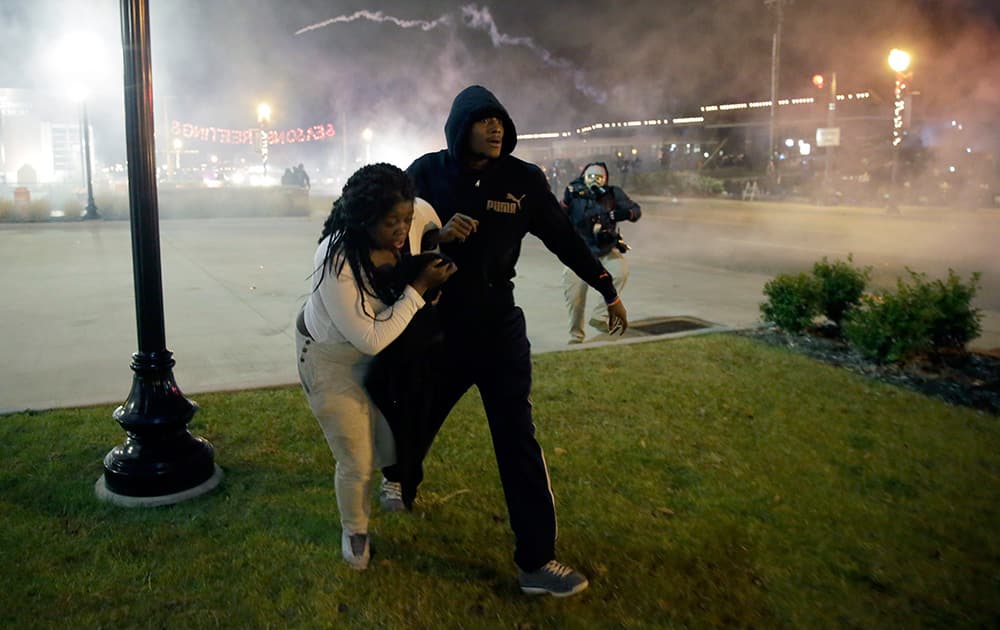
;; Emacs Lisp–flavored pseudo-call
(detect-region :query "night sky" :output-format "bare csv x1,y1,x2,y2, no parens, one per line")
2,0,998,161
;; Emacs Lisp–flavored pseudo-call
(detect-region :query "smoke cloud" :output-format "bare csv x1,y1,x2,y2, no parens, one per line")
294,9,452,36
2,0,998,176
296,3,608,105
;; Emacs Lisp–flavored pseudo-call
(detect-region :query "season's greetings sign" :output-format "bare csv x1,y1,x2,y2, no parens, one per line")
170,120,337,145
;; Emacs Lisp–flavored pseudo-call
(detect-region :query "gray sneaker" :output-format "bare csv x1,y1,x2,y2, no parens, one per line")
518,560,589,597
379,477,407,512
341,531,370,570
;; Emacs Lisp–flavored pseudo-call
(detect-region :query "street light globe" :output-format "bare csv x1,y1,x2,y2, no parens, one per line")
361,128,374,142
257,103,271,124
48,31,106,83
68,83,89,102
172,138,183,150
888,49,911,73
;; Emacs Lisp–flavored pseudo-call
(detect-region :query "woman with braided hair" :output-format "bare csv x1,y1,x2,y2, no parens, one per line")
294,163,456,570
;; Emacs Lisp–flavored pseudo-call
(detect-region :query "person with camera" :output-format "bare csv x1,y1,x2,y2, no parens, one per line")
562,161,642,343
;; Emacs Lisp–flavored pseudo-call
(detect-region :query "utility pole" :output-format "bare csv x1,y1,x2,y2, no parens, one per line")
823,71,837,204
766,0,786,190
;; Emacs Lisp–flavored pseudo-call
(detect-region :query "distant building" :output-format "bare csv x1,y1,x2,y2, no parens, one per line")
0,88,87,186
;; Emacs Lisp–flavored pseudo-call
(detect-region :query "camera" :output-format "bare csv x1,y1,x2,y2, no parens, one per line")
591,209,630,254
594,227,630,253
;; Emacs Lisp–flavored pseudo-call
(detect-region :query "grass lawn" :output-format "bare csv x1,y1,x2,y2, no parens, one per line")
1,334,998,628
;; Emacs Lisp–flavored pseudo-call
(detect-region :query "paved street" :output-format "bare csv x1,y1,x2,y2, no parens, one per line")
635,197,1000,310
1,197,998,414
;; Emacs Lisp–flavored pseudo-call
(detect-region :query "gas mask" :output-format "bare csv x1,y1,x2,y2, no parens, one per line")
583,165,607,191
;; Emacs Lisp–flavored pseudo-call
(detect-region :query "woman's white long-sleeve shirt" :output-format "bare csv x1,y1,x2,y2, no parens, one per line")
302,198,441,355
303,245,424,355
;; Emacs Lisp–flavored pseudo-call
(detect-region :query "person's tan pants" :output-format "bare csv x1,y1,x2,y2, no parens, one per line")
295,327,395,535
562,249,628,342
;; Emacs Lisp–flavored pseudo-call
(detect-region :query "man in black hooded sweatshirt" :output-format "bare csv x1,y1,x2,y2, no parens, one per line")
404,85,629,597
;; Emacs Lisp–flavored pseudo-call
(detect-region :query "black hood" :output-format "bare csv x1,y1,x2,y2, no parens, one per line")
576,161,611,185
444,85,517,162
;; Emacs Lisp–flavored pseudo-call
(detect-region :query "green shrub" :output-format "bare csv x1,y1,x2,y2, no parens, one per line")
676,171,725,196
924,270,982,350
630,170,724,196
94,195,129,220
843,269,983,363
62,199,84,218
629,170,675,194
842,291,931,363
25,198,53,222
812,254,871,325
0,198,13,221
760,272,822,333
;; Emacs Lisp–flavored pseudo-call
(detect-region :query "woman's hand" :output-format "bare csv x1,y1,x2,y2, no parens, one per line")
410,258,457,296
439,213,479,243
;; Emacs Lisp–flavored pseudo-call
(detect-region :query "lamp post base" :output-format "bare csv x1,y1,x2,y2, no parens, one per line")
83,201,100,220
99,351,220,504
96,464,223,507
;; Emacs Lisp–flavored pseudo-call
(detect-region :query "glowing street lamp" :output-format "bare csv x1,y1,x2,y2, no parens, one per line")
52,33,105,220
257,102,271,176
257,102,271,124
812,70,838,205
361,127,373,163
888,49,911,74
887,48,913,213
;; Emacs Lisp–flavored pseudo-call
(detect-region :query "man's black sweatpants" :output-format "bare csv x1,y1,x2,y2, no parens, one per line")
419,305,557,572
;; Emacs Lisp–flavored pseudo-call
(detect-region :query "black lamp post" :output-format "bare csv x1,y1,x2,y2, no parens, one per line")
765,0,785,188
96,0,221,506
81,102,100,220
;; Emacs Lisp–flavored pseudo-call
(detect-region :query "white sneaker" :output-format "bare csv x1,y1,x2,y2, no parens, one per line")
379,477,407,512
341,531,370,570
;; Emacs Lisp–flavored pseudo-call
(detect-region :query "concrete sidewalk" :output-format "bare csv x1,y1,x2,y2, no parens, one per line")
1,217,996,414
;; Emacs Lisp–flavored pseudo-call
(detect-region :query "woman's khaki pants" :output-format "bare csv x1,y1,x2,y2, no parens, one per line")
295,328,395,535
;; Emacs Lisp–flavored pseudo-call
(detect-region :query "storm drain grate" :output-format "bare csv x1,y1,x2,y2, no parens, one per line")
629,316,717,336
